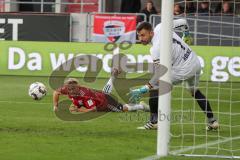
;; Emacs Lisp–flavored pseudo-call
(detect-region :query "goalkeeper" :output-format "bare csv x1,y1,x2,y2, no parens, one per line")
127,19,219,130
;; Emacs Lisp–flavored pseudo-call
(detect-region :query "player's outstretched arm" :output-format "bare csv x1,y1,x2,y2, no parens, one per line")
77,106,97,113
53,91,61,111
127,59,169,103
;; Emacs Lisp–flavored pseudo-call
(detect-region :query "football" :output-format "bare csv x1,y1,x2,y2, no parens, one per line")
28,82,47,100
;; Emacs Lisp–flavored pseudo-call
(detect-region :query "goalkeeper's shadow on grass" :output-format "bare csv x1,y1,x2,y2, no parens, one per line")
54,100,108,121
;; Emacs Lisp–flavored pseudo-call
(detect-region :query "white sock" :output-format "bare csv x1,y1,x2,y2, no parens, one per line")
102,76,115,94
125,104,144,111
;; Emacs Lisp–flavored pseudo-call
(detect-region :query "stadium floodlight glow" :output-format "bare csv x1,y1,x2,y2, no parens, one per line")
157,0,174,157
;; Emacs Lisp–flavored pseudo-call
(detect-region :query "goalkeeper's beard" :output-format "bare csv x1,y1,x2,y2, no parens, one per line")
140,37,152,45
141,40,150,45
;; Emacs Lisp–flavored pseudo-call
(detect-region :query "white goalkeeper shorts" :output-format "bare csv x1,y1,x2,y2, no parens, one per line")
172,59,201,92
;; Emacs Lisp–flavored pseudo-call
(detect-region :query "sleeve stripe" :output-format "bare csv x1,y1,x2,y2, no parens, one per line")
147,82,153,89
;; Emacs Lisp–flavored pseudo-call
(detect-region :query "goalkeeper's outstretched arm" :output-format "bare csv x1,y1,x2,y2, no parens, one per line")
173,19,193,45
173,19,189,31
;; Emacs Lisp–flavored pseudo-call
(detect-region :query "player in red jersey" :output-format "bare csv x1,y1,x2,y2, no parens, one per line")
53,78,148,112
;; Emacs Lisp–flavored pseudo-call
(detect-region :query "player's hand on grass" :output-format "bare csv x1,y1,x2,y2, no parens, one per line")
128,85,150,103
182,31,193,45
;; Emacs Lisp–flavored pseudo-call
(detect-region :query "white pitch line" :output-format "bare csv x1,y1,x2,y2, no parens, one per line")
141,135,240,160
0,100,51,105
170,135,240,155
139,155,160,160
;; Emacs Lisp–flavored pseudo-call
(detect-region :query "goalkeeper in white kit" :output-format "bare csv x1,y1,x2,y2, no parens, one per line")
128,19,219,130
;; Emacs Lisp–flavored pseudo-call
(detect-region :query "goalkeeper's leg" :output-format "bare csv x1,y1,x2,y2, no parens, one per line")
193,89,219,130
149,90,159,123
137,90,158,130
102,68,120,94
187,75,219,130
102,76,115,94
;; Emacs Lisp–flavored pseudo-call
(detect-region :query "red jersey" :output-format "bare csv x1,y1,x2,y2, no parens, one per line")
57,85,108,111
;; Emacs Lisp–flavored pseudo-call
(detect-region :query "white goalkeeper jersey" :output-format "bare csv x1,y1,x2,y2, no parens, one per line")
150,23,200,80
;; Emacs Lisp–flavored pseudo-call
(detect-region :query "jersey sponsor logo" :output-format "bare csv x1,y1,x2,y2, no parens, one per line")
78,100,83,106
87,99,94,106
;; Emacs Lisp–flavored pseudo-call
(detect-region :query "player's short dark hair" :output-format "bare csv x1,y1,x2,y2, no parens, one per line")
136,22,153,33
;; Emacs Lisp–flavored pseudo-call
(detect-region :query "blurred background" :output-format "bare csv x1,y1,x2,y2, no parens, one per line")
0,0,239,46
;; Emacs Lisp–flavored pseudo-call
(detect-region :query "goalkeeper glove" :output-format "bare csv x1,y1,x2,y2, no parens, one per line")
128,85,150,104
182,31,193,45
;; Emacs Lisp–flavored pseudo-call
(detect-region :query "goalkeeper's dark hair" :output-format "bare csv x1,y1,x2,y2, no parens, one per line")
136,22,153,32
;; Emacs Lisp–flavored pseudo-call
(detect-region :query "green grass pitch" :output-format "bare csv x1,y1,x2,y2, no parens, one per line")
0,75,239,160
